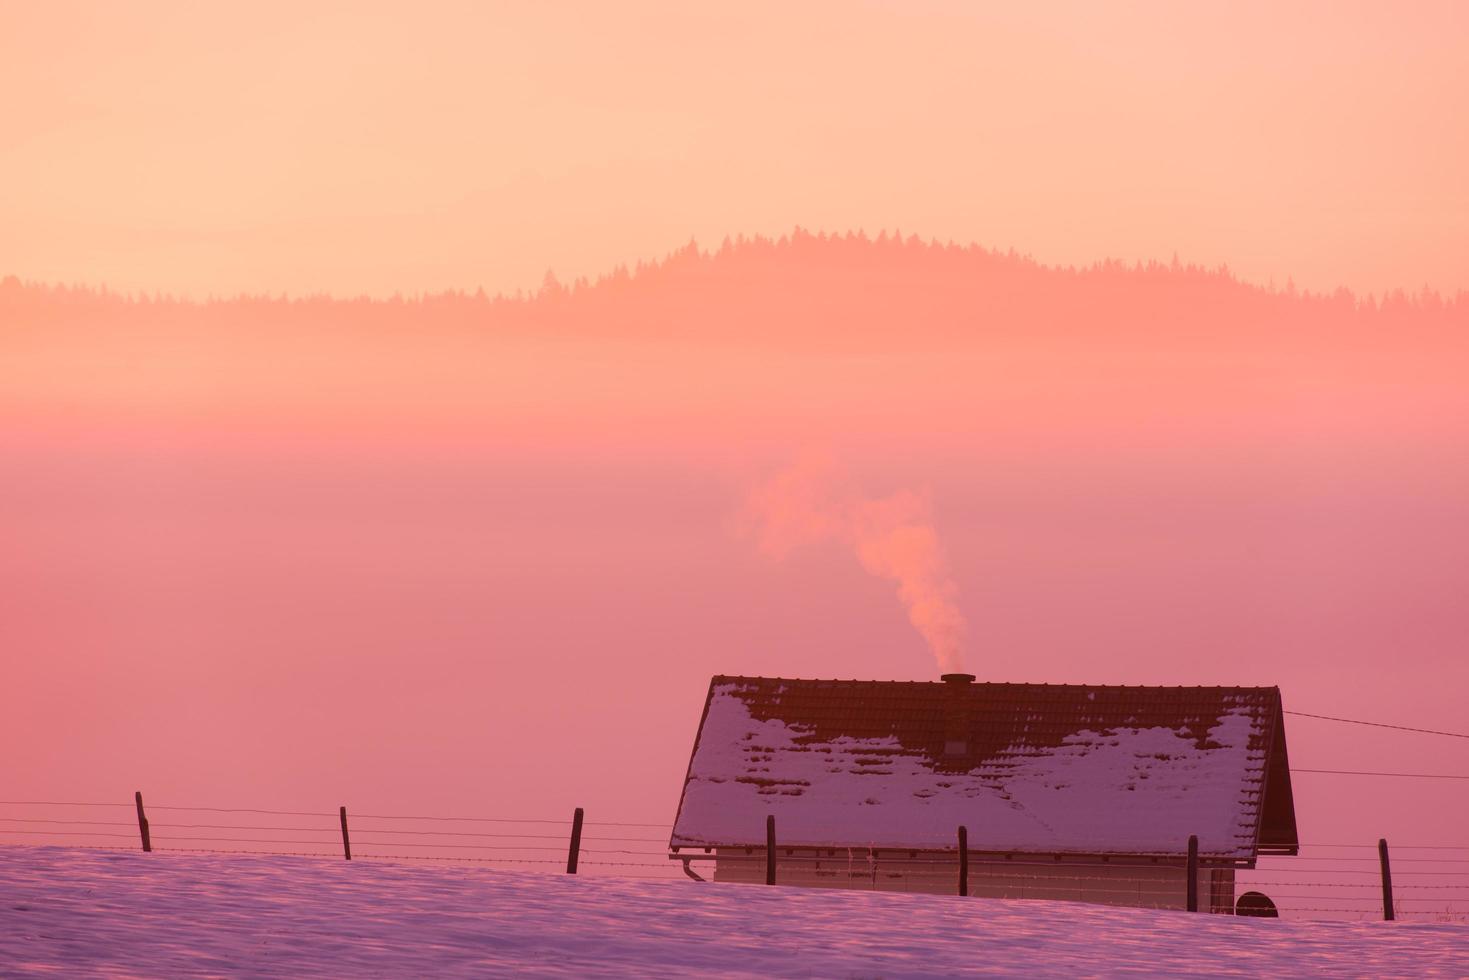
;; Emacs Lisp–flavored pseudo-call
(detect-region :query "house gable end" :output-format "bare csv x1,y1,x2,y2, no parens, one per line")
1256,696,1300,855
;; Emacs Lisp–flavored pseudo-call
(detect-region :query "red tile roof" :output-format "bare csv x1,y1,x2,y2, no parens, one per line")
671,676,1298,860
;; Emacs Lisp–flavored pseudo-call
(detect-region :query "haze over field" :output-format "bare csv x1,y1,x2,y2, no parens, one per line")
4,236,1468,857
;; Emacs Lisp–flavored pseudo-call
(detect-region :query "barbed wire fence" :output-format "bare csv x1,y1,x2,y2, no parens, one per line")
2,797,1465,922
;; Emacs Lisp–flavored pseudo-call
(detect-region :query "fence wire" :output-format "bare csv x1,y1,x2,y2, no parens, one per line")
3,799,1465,921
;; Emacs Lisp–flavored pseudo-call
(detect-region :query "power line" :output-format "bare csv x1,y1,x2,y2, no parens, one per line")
351,813,567,824
148,805,337,817
0,800,131,808
1293,768,1469,781
1285,711,1469,740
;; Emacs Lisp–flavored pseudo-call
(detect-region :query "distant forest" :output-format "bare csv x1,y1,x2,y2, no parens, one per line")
5,231,1465,354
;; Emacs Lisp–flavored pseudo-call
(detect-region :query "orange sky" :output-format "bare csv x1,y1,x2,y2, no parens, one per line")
3,0,1466,298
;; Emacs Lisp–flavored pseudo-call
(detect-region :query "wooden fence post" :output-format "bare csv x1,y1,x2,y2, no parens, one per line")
958,825,969,897
1379,838,1395,921
339,806,351,861
1186,834,1199,912
765,815,776,885
566,807,584,874
134,791,151,852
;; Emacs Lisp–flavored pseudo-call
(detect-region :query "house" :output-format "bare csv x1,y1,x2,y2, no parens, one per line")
668,673,1298,912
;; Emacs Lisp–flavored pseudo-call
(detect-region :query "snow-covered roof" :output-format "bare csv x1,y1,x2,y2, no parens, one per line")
670,676,1298,860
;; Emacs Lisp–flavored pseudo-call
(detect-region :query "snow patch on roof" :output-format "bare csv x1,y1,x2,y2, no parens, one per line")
673,683,1260,857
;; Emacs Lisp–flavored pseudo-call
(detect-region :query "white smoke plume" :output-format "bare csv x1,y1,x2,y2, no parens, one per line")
744,456,967,673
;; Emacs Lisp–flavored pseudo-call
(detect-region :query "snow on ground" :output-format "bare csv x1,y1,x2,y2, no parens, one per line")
1,846,1464,978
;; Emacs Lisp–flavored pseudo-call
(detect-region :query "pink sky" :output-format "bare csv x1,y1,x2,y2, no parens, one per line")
2,4,1468,880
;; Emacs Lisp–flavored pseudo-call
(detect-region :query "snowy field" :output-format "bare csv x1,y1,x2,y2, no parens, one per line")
1,846,1464,978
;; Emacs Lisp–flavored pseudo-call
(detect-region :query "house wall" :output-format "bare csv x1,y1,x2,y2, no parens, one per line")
709,848,1236,913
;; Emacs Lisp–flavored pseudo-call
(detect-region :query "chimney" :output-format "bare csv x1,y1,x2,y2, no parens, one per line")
941,672,974,757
